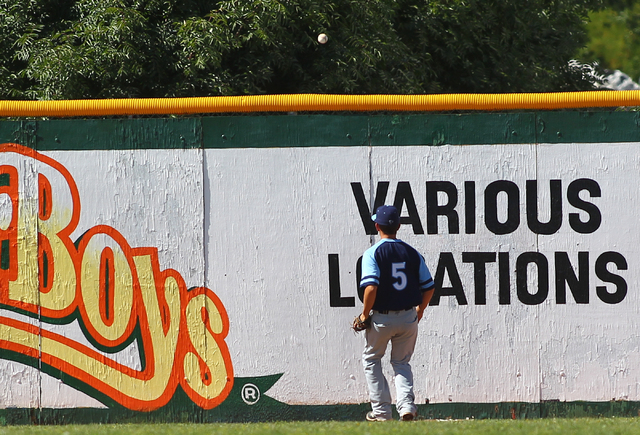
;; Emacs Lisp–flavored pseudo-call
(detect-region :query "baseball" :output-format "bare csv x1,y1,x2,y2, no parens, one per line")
317,33,328,44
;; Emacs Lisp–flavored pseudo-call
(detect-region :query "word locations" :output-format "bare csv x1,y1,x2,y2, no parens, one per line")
0,143,233,411
329,180,627,307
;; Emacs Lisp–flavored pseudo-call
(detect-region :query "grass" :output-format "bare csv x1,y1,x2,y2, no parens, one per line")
0,419,640,435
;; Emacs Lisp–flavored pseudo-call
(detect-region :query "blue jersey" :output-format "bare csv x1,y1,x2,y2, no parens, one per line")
359,239,434,311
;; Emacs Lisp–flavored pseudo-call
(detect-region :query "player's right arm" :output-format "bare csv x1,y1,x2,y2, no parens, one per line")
416,252,435,322
417,288,434,322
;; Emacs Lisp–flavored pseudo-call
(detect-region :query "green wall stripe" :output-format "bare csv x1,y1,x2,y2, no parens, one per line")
2,111,640,151
367,112,537,146
0,121,36,148
536,110,640,143
201,115,371,148
34,118,202,151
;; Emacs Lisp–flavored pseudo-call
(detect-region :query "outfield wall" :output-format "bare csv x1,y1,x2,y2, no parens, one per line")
0,111,639,422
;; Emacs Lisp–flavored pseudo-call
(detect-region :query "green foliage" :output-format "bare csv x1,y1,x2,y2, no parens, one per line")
393,0,600,93
0,0,605,99
578,3,640,82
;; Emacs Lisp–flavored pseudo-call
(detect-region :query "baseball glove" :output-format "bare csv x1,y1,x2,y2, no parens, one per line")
352,314,371,332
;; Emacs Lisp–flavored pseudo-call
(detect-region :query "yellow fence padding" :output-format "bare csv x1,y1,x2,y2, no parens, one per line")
1,91,640,117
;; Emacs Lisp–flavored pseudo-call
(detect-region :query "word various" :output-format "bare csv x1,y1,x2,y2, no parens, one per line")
0,143,233,411
351,179,601,235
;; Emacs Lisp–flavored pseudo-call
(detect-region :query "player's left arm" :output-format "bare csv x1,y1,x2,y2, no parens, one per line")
359,247,380,322
361,285,377,321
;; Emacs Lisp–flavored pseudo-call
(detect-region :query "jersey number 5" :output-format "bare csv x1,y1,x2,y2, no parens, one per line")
392,262,407,291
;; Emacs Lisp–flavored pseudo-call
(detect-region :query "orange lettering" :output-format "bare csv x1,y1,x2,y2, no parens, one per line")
0,143,233,411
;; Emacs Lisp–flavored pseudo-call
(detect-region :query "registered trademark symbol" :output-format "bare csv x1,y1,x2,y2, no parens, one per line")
241,383,260,405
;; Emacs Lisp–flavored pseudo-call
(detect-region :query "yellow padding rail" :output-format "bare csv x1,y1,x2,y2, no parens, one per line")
1,91,640,117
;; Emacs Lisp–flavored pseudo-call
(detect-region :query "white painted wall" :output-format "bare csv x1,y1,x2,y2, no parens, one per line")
0,142,638,408
205,143,639,405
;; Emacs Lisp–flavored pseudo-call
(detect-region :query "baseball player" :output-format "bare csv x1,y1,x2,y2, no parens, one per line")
355,205,435,421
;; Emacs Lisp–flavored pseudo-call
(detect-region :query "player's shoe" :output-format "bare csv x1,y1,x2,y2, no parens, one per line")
366,411,390,422
400,412,416,421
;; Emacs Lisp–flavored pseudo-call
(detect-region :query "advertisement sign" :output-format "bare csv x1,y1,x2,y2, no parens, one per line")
0,113,638,421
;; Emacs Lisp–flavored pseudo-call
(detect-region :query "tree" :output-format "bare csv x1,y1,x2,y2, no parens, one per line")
0,0,605,99
578,2,640,82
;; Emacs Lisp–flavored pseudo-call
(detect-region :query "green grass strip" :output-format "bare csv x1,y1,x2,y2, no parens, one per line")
1,419,640,435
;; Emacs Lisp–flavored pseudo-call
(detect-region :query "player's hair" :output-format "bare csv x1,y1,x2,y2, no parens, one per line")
378,223,400,236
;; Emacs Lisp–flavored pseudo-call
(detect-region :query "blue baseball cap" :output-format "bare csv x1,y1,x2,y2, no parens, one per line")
371,205,399,226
